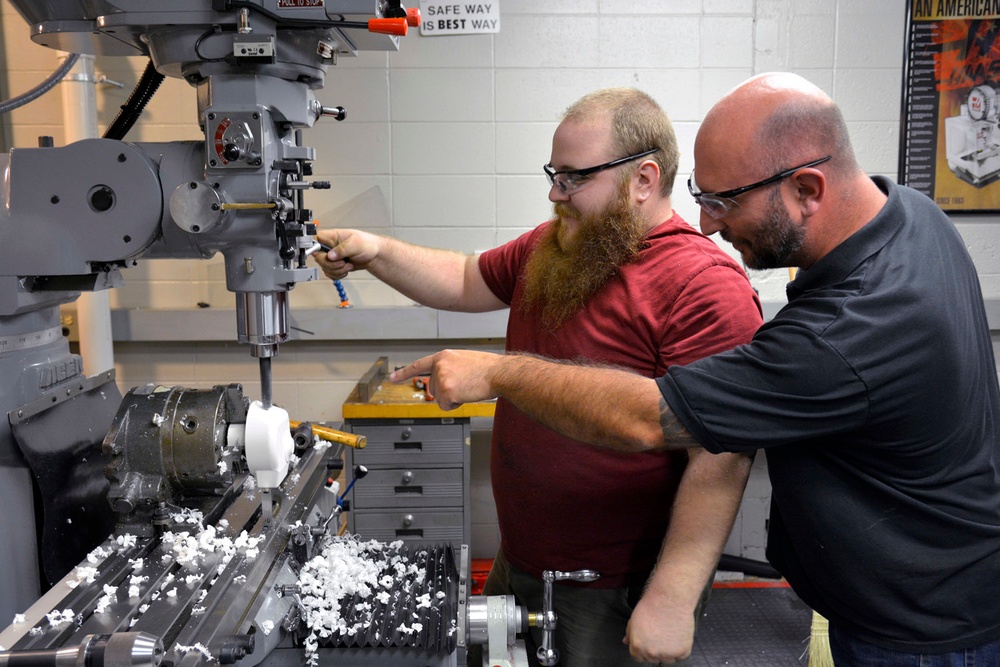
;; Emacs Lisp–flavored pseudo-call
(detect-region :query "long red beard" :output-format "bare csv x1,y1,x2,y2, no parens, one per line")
519,180,648,331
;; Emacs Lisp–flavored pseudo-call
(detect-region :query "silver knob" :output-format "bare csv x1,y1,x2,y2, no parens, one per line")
320,105,347,121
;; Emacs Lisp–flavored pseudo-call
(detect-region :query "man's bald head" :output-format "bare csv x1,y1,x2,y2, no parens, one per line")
699,73,858,179
692,73,887,270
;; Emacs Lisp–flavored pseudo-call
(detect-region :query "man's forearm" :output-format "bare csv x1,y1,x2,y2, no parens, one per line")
392,350,702,452
366,238,484,311
317,230,505,312
489,355,697,452
648,449,752,603
624,449,753,662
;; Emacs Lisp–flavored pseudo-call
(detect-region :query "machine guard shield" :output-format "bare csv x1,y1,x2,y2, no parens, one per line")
9,371,120,586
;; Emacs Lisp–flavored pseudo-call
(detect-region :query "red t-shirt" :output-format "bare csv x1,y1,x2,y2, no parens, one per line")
478,213,763,587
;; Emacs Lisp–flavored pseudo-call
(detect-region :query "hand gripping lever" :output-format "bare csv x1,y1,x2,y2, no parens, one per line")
533,569,601,666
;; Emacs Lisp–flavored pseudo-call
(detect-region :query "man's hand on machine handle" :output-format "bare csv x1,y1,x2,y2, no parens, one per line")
313,228,380,280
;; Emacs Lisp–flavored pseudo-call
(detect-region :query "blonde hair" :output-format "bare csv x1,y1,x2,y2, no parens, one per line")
563,88,680,197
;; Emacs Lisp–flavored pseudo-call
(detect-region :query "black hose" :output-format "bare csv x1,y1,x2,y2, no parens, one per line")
717,554,782,579
103,60,165,140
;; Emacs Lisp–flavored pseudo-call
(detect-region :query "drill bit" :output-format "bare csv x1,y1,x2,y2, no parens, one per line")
260,357,272,409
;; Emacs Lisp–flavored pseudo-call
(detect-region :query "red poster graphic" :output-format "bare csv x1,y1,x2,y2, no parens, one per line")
900,1,1000,212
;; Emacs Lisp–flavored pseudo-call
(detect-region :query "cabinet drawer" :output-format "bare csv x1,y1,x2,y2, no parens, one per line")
350,424,465,466
353,468,463,508
354,510,464,544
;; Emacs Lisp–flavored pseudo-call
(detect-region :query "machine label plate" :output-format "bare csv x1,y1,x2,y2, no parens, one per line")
278,0,324,7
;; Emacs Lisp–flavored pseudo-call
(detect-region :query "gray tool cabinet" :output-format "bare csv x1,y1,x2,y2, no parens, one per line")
343,417,471,551
340,358,493,551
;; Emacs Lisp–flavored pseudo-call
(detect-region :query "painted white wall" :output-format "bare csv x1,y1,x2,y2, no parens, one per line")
6,0,994,323
2,0,998,559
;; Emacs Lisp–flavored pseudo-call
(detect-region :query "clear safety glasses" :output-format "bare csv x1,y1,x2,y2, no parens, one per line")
544,147,660,195
688,155,832,218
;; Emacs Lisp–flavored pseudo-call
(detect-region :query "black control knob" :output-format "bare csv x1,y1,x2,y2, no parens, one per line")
320,106,347,121
222,143,243,162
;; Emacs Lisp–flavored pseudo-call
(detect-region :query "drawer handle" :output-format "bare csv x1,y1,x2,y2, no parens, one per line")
396,529,423,538
394,486,423,495
394,441,422,451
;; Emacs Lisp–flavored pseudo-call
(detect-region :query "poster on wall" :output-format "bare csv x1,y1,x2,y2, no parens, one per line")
898,1,1000,213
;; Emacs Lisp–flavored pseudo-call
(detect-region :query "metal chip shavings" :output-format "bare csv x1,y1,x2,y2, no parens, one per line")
296,537,458,665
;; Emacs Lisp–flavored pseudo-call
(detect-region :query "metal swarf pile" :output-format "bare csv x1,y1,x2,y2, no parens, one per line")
296,536,458,664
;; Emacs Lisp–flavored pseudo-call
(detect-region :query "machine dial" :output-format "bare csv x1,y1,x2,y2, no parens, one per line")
967,85,996,122
209,113,261,168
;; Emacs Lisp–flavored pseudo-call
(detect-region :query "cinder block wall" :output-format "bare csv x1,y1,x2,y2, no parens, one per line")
2,0,997,561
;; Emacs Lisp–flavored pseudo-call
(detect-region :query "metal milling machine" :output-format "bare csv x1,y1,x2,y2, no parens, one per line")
945,84,1000,187
0,3,580,666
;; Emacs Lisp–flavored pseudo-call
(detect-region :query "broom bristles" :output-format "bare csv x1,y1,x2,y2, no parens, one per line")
808,610,834,667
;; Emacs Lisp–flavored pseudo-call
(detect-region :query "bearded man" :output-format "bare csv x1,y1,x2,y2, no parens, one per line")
315,88,763,667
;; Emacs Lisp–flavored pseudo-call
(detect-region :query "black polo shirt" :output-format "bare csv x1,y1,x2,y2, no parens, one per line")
658,177,1000,652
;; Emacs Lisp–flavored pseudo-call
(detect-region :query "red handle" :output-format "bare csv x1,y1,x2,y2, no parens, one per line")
406,7,421,27
368,17,408,36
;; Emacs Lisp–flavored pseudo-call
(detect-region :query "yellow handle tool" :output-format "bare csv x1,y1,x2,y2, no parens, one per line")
289,420,367,449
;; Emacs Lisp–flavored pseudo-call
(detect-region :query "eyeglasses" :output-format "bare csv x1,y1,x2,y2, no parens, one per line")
688,156,832,219
544,148,660,195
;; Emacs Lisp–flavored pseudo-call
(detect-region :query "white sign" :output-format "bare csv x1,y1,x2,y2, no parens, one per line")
419,0,500,36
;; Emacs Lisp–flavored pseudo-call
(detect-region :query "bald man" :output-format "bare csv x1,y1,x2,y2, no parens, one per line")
393,73,1000,665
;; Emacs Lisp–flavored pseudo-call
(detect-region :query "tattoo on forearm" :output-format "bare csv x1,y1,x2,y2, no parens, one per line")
660,396,698,447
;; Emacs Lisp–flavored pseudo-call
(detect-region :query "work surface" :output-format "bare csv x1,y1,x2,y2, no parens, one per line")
690,585,812,666
342,359,496,420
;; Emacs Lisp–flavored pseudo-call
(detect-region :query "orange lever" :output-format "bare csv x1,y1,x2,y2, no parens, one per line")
406,7,421,27
368,17,408,36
